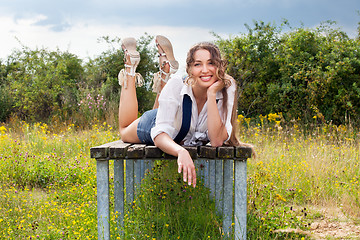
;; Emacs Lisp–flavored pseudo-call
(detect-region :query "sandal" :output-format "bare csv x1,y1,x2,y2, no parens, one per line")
118,37,144,88
152,35,179,93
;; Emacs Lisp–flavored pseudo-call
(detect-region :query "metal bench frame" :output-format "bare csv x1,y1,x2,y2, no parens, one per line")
90,140,251,240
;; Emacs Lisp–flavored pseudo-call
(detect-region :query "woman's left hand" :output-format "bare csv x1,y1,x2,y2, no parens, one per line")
207,80,225,96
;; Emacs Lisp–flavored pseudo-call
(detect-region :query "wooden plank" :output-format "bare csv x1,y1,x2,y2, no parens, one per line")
235,146,252,159
199,146,217,159
109,141,131,159
127,144,146,159
90,140,125,159
218,146,234,159
184,146,198,159
145,146,163,158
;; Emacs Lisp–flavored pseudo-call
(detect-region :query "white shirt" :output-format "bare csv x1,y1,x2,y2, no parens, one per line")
150,76,236,146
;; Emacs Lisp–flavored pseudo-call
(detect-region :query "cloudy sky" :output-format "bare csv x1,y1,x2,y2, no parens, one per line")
1,0,359,73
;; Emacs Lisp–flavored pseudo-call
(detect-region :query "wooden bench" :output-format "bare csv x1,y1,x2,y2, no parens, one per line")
90,140,252,240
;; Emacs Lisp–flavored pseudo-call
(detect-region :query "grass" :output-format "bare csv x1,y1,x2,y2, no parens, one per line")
0,116,359,239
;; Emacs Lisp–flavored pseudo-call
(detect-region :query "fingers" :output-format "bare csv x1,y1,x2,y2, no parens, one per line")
192,168,197,188
177,149,196,188
183,165,188,183
178,163,196,188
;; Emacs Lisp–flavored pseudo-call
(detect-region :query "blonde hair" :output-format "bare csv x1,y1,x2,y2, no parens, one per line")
185,42,231,87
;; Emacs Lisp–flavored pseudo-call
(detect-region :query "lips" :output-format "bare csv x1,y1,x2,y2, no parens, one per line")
200,75,212,81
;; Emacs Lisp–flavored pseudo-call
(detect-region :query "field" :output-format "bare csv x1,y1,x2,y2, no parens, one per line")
0,117,359,239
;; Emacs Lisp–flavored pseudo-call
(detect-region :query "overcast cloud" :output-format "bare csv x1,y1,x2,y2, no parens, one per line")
1,0,359,73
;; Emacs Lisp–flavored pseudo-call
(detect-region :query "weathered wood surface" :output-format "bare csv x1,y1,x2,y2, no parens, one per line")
91,139,252,240
90,140,252,160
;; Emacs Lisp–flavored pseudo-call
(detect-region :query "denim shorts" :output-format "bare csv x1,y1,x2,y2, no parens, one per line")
137,109,158,145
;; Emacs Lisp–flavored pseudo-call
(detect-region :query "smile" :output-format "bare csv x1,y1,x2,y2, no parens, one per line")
200,75,212,81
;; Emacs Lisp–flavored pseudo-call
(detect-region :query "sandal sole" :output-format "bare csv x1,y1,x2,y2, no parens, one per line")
122,37,140,58
156,35,179,70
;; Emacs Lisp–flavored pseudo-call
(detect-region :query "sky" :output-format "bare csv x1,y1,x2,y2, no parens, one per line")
1,0,359,74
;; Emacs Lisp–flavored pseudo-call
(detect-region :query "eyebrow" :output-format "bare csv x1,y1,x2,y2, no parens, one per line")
194,59,212,63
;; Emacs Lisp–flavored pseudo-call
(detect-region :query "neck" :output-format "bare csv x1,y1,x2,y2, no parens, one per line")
192,85,208,115
192,85,207,103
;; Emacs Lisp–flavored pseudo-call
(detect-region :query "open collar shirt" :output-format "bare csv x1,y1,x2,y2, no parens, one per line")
150,75,236,146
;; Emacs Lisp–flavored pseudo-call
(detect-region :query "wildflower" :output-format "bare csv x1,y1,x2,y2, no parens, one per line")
237,114,244,124
0,126,6,133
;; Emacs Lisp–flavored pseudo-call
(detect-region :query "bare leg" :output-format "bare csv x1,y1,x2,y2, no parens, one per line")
118,72,141,143
118,38,142,143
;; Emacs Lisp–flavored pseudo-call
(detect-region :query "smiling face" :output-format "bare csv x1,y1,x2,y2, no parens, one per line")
190,49,218,90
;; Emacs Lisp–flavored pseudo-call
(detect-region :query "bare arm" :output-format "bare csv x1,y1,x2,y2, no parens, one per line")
153,132,197,188
207,81,229,147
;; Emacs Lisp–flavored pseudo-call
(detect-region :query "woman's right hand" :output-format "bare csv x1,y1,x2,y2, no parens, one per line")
153,132,197,188
177,148,197,188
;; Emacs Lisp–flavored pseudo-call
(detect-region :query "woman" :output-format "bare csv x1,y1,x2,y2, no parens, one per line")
118,36,246,188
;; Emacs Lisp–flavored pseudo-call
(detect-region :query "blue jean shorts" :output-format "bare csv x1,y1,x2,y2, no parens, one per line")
137,109,158,145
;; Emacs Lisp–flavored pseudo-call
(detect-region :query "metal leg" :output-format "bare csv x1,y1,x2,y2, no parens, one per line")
126,160,134,204
234,160,247,240
96,159,110,240
209,160,216,199
223,159,233,236
215,160,224,214
134,159,141,196
204,159,209,188
114,159,124,231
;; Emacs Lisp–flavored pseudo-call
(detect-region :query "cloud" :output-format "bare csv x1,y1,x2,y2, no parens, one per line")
1,0,358,64
1,0,358,36
0,13,218,75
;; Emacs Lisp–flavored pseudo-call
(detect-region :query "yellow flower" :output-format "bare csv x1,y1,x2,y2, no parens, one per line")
0,126,6,133
237,114,244,124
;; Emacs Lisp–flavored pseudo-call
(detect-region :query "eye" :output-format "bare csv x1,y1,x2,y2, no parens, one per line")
194,63,201,67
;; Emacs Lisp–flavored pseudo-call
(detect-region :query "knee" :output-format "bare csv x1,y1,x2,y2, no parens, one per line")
119,127,139,143
119,128,129,142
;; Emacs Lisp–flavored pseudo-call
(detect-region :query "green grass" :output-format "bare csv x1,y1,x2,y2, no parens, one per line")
0,119,359,239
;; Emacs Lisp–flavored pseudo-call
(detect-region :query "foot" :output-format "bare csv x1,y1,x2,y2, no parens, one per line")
118,37,144,89
152,35,179,93
121,37,140,76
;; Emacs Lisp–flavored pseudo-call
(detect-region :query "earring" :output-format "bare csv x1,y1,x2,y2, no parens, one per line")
184,75,196,86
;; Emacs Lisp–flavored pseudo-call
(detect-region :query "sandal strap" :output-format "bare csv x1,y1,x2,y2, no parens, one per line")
118,69,144,88
124,64,137,76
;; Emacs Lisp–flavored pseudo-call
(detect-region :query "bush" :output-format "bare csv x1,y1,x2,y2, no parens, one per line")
217,20,360,126
2,34,158,126
4,47,83,122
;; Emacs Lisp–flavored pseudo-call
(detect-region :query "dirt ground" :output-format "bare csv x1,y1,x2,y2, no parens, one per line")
274,206,360,239
309,206,360,239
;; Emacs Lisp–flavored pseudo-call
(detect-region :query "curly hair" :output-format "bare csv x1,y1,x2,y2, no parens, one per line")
185,42,231,87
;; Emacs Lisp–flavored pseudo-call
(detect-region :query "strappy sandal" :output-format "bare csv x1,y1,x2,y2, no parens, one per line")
118,37,144,89
152,35,179,93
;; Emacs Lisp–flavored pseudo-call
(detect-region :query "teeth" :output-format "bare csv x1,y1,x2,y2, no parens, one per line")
201,76,211,80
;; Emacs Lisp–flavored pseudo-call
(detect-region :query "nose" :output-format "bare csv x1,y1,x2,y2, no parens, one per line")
201,64,209,73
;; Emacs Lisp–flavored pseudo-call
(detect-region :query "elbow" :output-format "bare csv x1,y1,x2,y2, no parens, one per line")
210,139,224,148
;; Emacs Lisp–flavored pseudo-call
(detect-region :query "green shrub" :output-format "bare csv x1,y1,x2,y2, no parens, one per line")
5,47,83,122
217,20,360,126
